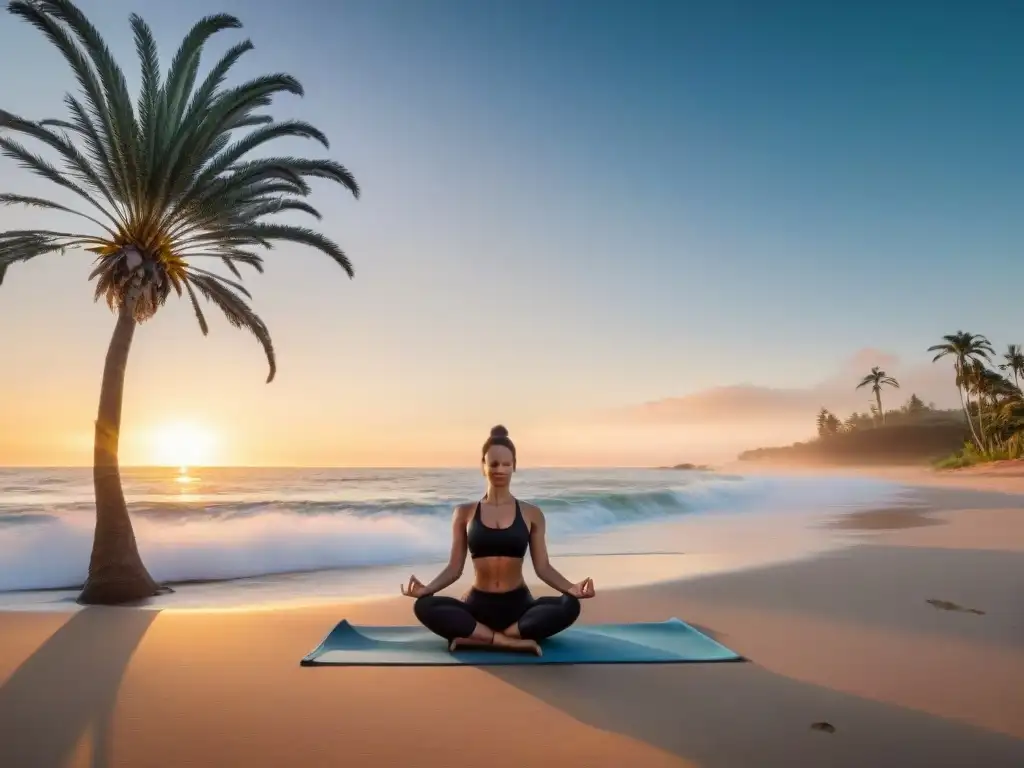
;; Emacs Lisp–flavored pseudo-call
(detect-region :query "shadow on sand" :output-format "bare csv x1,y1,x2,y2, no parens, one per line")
0,607,159,768
484,660,1024,767
625,545,1024,649
480,542,1024,766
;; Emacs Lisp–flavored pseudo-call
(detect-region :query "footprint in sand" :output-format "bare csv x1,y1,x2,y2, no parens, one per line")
926,599,986,615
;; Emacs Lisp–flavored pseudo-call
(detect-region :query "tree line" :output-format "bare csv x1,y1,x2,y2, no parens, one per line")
816,332,1024,465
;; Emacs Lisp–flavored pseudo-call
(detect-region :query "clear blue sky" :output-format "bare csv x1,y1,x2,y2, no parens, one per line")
1,0,1022,465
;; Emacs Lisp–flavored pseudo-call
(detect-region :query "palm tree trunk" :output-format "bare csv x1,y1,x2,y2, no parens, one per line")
77,304,166,605
875,390,883,425
955,363,982,449
963,391,983,449
976,392,988,450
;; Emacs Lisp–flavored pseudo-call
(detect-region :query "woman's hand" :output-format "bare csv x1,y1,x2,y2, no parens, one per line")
400,575,429,598
567,577,596,599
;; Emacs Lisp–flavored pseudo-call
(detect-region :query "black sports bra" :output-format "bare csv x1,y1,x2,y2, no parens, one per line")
467,499,531,560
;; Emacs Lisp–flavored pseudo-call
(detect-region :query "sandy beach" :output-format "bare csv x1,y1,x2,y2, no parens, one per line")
3,0,1022,764
1,468,1022,768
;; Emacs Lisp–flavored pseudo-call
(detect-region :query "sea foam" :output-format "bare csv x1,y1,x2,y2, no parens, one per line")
0,469,907,592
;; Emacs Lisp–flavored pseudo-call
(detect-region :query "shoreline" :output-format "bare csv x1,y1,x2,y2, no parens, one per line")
0,479,918,612
0,465,1014,614
2,464,900,599
0,470,1015,613
726,458,1024,486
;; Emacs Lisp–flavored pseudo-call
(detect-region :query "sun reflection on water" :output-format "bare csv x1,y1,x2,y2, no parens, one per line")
175,466,197,488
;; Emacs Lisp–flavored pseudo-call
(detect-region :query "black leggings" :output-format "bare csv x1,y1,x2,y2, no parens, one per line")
414,586,581,641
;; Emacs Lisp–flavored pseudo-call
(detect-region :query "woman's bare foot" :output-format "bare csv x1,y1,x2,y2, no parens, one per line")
448,637,494,652
492,632,542,656
448,632,541,656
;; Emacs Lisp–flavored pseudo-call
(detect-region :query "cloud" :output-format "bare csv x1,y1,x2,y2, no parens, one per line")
605,348,961,427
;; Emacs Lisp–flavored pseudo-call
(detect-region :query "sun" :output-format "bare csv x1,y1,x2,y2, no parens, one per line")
151,422,218,468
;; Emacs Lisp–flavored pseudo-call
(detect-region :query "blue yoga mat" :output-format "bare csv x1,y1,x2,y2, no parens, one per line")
300,618,742,666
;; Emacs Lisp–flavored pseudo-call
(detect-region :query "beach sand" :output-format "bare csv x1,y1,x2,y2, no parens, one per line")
1,471,1022,767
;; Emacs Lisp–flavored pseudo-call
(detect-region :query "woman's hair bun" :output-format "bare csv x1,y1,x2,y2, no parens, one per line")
489,424,509,439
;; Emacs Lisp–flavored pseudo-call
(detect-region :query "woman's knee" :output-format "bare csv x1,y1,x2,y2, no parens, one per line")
413,595,438,623
562,593,581,621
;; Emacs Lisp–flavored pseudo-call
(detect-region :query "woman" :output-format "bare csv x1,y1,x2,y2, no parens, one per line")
401,425,596,655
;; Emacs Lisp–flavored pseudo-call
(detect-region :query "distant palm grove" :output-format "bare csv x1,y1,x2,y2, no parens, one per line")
814,332,1024,467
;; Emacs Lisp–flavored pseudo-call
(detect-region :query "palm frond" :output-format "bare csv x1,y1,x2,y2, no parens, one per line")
221,250,265,274
182,223,353,276
167,157,353,242
0,109,121,222
188,274,276,382
146,16,248,218
182,279,209,334
184,264,252,298
2,0,359,383
183,249,264,273
0,136,118,227
0,236,78,285
163,14,242,127
155,74,308,219
1,228,107,245
130,13,161,191
58,94,124,210
242,157,359,197
199,120,331,183
230,114,273,130
0,193,113,234
238,199,323,221
35,0,141,212
6,2,127,200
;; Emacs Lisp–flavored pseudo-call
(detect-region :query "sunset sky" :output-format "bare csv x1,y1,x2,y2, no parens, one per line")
2,0,1023,467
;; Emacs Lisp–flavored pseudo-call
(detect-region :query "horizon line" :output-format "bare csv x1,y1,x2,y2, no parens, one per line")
0,463,709,471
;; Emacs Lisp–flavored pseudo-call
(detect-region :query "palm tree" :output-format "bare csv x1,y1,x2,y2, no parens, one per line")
928,331,993,449
994,394,1024,458
977,367,1018,450
966,363,1000,448
855,367,899,425
0,0,360,605
1000,344,1024,388
959,360,986,444
815,408,841,437
904,393,926,417
824,412,841,435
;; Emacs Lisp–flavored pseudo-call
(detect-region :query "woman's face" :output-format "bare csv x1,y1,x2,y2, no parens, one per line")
482,445,515,487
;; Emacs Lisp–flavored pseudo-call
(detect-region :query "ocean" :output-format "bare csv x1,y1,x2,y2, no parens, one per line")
0,466,914,610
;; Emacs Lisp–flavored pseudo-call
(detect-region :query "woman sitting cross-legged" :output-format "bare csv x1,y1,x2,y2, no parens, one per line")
400,425,596,655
